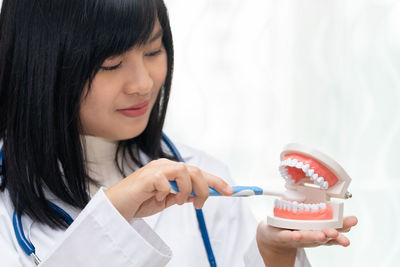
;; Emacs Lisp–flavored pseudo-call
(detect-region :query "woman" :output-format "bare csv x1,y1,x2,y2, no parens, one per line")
0,0,357,266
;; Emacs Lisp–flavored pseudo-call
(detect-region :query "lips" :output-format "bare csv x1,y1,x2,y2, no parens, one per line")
124,101,149,110
118,101,149,118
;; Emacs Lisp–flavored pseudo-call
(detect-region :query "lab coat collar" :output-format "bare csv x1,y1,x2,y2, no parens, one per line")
161,141,194,162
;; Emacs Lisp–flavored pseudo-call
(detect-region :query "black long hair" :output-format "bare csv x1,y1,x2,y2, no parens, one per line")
0,0,174,228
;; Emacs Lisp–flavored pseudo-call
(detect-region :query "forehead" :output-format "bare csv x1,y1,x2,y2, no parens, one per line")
151,19,162,35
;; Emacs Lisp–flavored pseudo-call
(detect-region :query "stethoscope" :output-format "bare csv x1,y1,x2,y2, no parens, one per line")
0,133,217,267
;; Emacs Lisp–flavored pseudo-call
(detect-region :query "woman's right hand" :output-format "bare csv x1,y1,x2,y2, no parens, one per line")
104,158,233,222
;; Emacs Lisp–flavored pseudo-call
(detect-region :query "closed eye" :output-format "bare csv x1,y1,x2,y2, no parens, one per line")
100,61,122,71
146,49,163,57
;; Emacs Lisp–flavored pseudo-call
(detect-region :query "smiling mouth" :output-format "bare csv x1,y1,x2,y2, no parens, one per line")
118,101,149,118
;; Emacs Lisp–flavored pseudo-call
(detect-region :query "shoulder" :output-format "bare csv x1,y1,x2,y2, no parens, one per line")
174,143,236,185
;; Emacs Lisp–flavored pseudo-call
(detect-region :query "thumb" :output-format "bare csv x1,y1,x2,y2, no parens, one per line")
164,194,180,208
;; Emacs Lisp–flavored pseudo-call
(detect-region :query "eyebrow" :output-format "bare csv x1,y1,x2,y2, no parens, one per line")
148,29,163,43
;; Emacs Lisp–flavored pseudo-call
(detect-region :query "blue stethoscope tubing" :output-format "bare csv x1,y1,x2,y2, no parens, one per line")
0,134,217,267
162,133,217,267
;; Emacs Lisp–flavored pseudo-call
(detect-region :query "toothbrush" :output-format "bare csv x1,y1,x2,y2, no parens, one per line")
169,181,306,202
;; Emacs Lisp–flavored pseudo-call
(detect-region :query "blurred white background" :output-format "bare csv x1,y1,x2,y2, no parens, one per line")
164,0,400,266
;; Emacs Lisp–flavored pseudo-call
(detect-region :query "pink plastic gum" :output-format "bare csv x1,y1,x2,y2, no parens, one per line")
267,144,352,230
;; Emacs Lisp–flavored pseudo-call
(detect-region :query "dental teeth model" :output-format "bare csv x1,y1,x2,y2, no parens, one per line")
168,143,352,230
267,144,352,230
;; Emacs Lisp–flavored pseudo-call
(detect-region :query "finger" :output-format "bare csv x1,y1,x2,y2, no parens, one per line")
296,230,327,243
187,196,196,203
155,190,168,202
325,239,340,246
187,166,209,209
338,216,358,232
164,194,179,209
153,174,172,201
164,162,192,204
202,170,233,196
334,233,350,247
321,228,339,239
276,229,302,242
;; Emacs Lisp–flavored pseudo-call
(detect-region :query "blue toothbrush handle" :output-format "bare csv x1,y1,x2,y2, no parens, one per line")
169,181,263,197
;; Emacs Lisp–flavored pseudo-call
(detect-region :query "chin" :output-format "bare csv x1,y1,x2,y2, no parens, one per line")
116,124,148,141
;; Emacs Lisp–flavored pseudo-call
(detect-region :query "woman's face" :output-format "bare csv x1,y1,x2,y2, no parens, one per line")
79,20,167,141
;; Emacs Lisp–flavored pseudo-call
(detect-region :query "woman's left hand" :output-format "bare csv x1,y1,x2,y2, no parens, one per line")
256,216,358,267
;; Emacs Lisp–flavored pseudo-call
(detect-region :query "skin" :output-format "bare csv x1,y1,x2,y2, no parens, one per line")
79,20,234,221
79,25,165,141
79,19,358,267
256,216,358,266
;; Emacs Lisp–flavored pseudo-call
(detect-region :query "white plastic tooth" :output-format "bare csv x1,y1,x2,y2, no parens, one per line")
304,204,310,211
317,177,324,185
292,201,298,212
298,203,304,211
319,203,327,210
279,200,283,209
296,162,303,169
292,204,298,212
302,164,310,172
285,159,291,167
322,181,329,189
308,169,314,177
291,159,298,167
311,174,318,181
311,204,319,212
274,199,279,207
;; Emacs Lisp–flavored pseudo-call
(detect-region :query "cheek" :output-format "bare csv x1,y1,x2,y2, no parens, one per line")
79,81,117,132
152,54,168,88
82,77,118,110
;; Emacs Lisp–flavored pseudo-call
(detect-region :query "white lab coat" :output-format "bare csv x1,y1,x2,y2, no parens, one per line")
0,141,311,266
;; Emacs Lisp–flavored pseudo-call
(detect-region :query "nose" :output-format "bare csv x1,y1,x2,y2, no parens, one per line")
123,60,154,95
